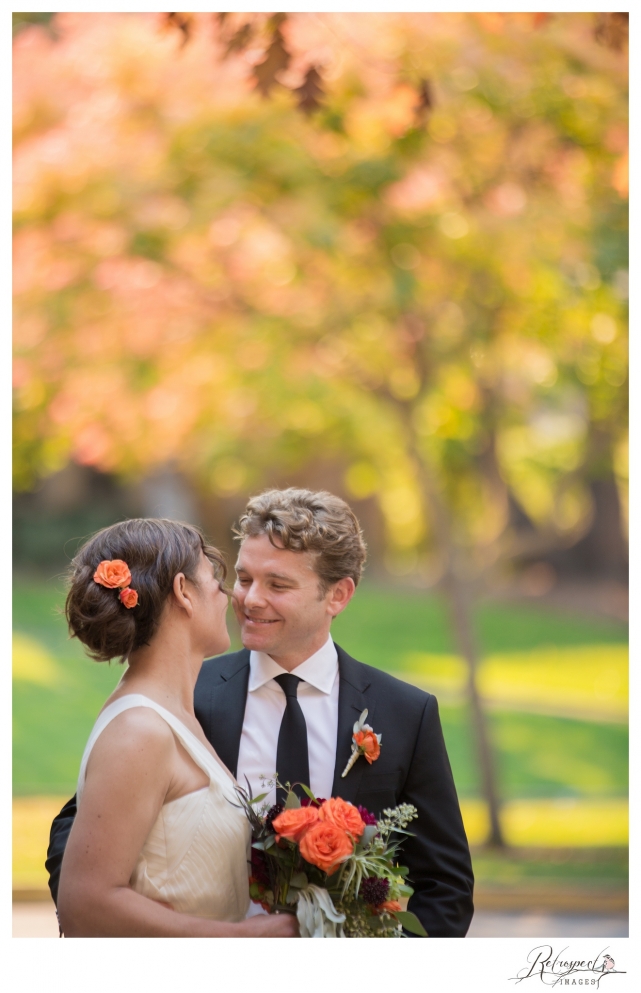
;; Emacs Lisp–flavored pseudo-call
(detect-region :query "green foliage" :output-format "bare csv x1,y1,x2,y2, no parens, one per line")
12,13,56,38
394,911,428,937
13,13,627,573
284,789,301,810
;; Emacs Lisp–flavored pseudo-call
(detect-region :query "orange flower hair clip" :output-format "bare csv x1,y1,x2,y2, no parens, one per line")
93,559,139,609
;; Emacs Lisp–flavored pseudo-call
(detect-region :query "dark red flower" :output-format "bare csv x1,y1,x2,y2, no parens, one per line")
357,805,377,826
301,797,326,808
250,847,270,888
360,876,390,907
264,802,284,833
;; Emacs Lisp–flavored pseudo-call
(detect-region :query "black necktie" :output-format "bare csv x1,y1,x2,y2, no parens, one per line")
274,673,310,804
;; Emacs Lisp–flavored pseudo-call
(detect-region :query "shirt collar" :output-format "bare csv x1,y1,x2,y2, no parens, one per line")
248,635,338,694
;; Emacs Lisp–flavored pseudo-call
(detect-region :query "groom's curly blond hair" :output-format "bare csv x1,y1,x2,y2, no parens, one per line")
234,488,367,594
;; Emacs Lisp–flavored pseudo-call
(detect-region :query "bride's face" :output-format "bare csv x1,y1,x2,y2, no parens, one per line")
190,551,231,657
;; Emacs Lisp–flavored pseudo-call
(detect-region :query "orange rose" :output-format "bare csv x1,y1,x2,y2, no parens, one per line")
93,559,132,589
354,729,381,764
272,806,320,843
380,900,402,913
299,821,354,874
319,797,365,839
119,587,139,609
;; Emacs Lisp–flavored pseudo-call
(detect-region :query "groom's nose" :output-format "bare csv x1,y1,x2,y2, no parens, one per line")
243,580,268,610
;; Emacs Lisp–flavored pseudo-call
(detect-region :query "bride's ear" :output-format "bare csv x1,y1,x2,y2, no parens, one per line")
171,572,194,618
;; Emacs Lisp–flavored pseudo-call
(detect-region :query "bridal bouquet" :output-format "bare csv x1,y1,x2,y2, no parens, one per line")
235,778,427,937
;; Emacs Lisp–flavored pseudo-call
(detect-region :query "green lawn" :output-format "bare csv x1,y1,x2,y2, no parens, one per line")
13,580,124,794
14,579,628,803
436,707,627,800
331,585,628,663
471,846,628,888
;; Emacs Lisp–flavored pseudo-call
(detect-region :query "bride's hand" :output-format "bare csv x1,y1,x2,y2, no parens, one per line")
243,911,300,937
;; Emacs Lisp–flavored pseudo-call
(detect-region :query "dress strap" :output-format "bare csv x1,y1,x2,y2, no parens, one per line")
77,694,225,800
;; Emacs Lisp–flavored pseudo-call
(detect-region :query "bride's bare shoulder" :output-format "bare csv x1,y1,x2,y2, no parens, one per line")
87,706,177,770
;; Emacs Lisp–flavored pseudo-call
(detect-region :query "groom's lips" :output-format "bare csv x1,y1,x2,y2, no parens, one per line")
242,615,280,625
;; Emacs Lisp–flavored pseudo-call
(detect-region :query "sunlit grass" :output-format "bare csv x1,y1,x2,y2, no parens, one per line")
402,645,628,721
13,796,68,889
460,798,628,847
12,632,66,687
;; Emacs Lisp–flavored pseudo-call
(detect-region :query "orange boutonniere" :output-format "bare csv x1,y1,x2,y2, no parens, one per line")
341,709,382,778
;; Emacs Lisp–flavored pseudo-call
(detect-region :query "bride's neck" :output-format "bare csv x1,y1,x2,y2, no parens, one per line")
118,630,202,717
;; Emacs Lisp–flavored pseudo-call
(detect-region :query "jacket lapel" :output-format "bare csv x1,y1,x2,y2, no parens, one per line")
206,650,250,778
331,644,373,803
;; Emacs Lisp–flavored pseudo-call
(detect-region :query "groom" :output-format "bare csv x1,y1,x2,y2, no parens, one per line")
46,487,474,937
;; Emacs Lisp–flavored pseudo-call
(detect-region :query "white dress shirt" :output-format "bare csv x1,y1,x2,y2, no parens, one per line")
236,635,339,810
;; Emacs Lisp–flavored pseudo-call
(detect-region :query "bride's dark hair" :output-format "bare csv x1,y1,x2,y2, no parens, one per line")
65,518,227,664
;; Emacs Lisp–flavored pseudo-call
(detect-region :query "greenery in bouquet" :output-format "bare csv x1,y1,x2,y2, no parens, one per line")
234,777,427,937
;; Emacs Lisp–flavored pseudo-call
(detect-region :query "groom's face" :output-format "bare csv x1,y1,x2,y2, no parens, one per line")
232,534,347,667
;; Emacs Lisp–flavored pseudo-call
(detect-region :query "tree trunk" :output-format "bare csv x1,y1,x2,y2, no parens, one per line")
442,570,506,848
406,437,506,848
556,476,628,580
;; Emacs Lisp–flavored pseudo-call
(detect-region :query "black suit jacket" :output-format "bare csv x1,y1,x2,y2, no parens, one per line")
46,644,474,937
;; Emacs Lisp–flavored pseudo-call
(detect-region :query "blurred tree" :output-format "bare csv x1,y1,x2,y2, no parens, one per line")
13,12,627,844
12,13,56,38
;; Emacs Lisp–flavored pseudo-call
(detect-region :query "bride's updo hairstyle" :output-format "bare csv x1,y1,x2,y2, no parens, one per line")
65,518,226,664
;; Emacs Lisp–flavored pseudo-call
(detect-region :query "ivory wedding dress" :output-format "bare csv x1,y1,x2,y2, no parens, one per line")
77,694,251,923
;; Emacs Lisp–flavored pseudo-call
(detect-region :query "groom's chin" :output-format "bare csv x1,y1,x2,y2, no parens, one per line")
240,632,268,650
239,626,277,653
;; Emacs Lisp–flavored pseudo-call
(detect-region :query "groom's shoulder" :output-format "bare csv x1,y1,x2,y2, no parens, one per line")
336,644,433,712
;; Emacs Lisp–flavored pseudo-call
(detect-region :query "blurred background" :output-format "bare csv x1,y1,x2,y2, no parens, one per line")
13,12,628,937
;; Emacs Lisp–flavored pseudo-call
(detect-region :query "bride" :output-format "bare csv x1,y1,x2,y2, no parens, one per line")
57,517,298,937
